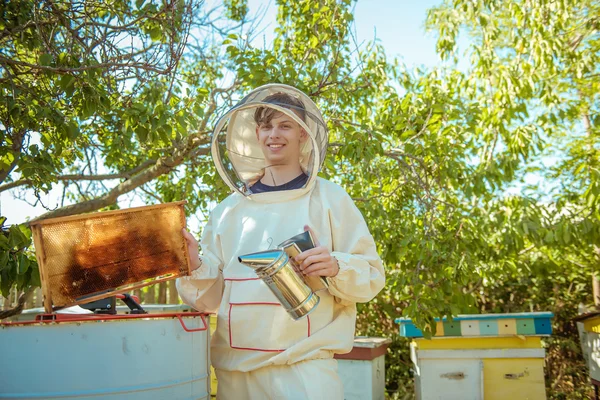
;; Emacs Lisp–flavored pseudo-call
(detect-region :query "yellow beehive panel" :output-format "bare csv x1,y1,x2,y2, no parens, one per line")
435,321,444,336
416,336,542,350
498,319,517,335
483,358,546,400
583,316,600,333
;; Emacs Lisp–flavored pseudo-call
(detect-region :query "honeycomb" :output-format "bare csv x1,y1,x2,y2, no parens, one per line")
30,202,190,311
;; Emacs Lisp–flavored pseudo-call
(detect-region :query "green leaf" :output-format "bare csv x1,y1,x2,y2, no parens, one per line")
135,126,149,142
0,251,9,270
563,226,571,245
1,269,11,298
18,254,30,275
149,28,162,41
309,36,319,48
66,122,80,140
39,53,52,66
0,235,9,250
58,52,69,65
82,98,97,118
29,266,41,288
59,75,76,93
8,225,27,249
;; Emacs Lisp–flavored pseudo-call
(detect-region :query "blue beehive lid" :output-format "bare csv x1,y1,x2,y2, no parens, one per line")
395,312,554,338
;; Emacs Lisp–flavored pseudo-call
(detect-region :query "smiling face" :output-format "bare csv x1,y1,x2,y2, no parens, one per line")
255,111,308,166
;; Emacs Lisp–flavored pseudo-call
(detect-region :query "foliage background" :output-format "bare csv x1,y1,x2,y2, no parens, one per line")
1,0,598,398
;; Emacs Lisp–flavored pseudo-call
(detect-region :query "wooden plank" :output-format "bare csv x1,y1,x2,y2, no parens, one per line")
483,358,546,400
177,201,192,276
419,359,483,400
31,225,53,313
29,201,187,226
334,344,388,361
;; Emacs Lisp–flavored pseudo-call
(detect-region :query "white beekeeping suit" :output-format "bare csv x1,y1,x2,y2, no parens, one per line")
177,83,385,399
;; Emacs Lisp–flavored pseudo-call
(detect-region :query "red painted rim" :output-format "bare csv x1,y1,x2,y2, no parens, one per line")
1,312,209,326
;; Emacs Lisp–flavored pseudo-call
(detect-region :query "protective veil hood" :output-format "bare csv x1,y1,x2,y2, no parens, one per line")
211,84,328,199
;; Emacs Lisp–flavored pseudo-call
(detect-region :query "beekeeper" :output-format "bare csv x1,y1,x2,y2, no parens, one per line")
176,83,385,399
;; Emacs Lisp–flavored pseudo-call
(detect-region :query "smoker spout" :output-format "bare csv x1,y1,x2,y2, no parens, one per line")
238,249,286,269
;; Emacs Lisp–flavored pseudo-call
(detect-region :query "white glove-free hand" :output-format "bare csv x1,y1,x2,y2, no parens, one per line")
182,228,201,271
294,225,339,277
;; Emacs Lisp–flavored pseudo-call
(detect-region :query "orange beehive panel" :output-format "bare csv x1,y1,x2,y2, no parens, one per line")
30,202,191,312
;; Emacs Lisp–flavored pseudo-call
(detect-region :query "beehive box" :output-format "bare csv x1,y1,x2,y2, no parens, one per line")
30,201,191,313
575,311,600,393
396,312,553,400
335,337,391,400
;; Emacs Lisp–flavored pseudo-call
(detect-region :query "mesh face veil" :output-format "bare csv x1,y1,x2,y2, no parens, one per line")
211,84,328,196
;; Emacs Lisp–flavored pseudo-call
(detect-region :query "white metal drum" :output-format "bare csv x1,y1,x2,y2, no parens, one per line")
0,311,210,399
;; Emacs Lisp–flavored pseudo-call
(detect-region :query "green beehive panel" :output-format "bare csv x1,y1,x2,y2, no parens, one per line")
443,321,462,336
479,320,499,335
516,318,536,335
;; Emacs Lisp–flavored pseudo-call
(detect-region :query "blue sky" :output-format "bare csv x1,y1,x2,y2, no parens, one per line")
1,1,449,225
248,0,445,68
352,0,444,67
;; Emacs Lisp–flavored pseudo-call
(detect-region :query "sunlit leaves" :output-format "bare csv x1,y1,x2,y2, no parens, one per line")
0,0,228,296
0,222,38,298
224,0,248,21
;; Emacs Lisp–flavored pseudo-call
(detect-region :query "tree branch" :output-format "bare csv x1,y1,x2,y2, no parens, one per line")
13,78,237,223
353,180,405,202
0,287,33,320
0,54,175,75
0,159,157,193
29,139,210,223
0,129,26,185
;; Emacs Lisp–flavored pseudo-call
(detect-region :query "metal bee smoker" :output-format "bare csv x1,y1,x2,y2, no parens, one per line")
278,230,329,292
238,249,320,320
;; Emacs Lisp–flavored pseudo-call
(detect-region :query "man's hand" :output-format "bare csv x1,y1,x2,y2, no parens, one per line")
294,225,339,277
182,228,201,271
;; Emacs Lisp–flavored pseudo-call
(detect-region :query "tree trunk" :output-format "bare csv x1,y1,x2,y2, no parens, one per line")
0,288,33,320
5,288,14,310
133,288,142,304
593,274,600,306
24,290,34,309
145,285,156,304
157,282,167,304
34,288,43,307
583,113,598,306
168,280,179,304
